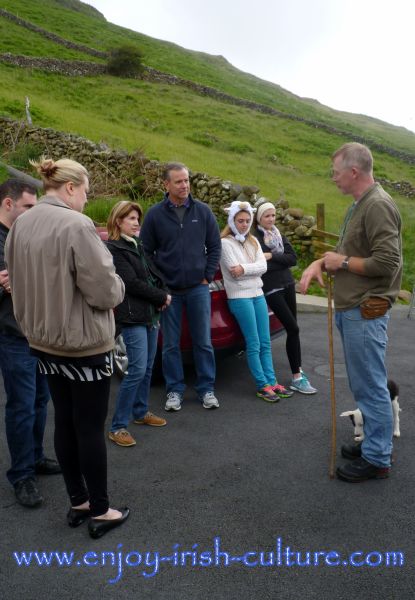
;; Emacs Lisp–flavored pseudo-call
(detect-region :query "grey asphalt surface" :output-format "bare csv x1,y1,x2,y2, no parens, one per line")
1,306,414,599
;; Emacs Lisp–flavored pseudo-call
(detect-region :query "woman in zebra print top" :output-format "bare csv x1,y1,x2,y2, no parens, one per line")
6,157,130,538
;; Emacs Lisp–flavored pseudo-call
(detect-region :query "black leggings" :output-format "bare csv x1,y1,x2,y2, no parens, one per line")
46,375,110,517
266,284,301,375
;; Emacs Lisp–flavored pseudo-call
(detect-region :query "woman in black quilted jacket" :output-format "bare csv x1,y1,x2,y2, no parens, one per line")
254,201,317,395
106,201,171,447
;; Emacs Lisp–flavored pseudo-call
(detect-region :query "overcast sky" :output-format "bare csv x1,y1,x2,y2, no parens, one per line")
87,0,414,134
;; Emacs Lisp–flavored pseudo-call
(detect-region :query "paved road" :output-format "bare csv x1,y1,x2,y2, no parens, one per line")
1,307,414,599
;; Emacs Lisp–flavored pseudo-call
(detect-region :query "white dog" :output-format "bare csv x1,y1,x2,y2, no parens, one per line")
340,380,400,442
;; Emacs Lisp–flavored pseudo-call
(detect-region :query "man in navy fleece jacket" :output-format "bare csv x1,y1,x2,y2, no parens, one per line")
140,162,221,412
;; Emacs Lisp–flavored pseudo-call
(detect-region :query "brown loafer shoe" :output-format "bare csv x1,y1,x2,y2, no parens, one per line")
133,412,167,427
108,429,136,446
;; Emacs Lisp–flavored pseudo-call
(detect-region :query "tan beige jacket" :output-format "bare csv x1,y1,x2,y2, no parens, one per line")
5,196,124,357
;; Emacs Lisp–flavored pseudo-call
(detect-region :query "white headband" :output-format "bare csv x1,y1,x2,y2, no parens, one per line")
224,200,256,242
256,202,276,224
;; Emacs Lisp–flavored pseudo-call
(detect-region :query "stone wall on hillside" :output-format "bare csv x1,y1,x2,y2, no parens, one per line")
0,53,106,76
143,66,415,170
2,46,415,173
0,116,146,196
2,4,415,168
3,50,414,201
0,8,106,58
0,116,317,252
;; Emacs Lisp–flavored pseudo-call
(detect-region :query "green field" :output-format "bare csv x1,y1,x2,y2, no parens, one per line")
0,0,414,288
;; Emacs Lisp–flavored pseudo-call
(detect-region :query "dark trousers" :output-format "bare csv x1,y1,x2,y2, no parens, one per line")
46,374,110,517
0,334,49,486
266,284,301,375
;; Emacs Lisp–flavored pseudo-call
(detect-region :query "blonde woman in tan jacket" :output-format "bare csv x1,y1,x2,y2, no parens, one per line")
5,157,129,539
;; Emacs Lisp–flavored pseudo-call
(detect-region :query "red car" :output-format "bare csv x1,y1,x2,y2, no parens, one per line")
96,227,284,377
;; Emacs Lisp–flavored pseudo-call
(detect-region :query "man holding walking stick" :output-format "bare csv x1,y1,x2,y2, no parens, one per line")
300,142,402,483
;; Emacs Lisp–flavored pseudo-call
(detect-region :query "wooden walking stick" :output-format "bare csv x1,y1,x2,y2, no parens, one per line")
327,274,337,479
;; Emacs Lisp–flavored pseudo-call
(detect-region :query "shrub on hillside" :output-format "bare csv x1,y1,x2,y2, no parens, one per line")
107,45,144,78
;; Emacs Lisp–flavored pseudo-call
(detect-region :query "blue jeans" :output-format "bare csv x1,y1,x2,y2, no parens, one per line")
0,334,50,485
161,284,215,396
111,325,159,431
335,308,392,467
228,295,276,390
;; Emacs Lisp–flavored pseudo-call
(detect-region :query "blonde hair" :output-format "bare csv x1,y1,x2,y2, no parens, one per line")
107,200,143,240
30,156,89,191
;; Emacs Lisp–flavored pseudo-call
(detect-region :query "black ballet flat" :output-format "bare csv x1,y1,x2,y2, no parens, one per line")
88,507,130,539
67,507,91,528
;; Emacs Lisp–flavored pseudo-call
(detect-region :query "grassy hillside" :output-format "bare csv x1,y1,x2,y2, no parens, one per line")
1,0,415,152
0,0,414,288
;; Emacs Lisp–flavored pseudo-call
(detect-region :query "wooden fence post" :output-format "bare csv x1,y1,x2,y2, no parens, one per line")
312,203,339,258
316,203,325,231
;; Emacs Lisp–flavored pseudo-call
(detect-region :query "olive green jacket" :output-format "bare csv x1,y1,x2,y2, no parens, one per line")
334,183,402,311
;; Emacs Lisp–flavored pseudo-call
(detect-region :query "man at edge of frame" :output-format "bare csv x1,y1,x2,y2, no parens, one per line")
300,142,402,483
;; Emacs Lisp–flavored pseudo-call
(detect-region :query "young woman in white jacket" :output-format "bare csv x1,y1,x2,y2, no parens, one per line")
220,201,293,402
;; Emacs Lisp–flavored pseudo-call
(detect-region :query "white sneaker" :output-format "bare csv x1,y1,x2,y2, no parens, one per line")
165,391,182,411
201,391,219,409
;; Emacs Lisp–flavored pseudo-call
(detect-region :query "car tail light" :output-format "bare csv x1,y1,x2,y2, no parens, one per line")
96,227,108,241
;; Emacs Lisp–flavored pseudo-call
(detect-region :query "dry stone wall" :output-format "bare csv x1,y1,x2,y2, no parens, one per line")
0,116,146,196
2,3,415,171
0,117,316,253
0,53,106,76
2,50,415,177
0,8,106,58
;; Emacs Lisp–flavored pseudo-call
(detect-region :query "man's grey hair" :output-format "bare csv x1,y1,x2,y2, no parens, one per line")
162,162,189,181
332,142,373,174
